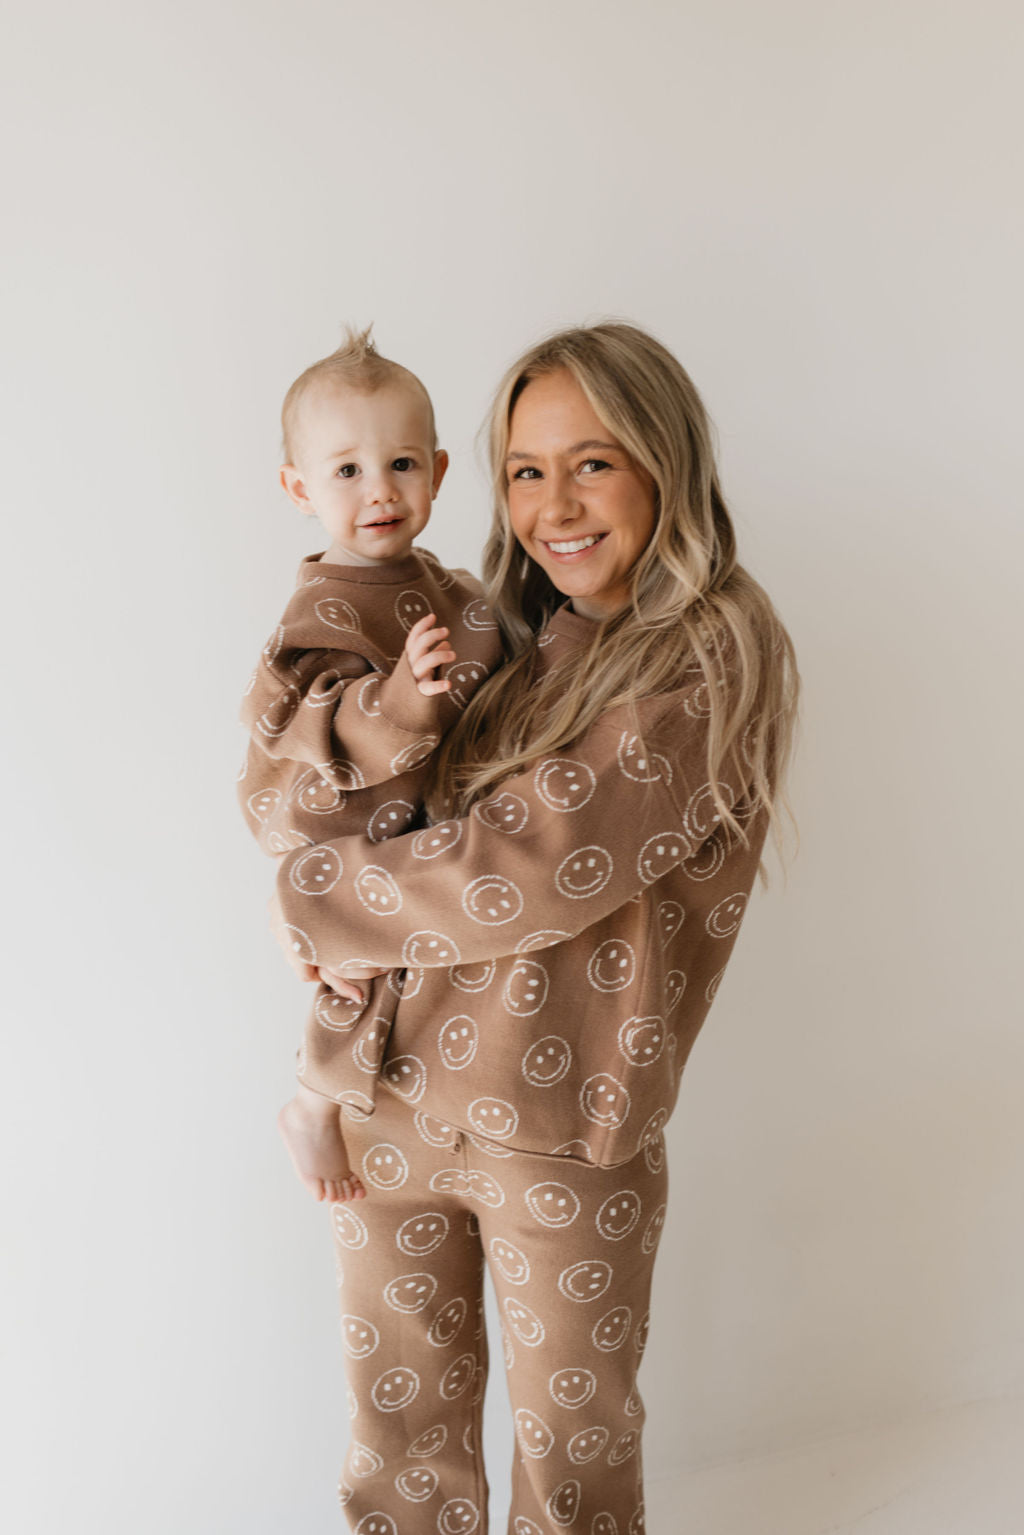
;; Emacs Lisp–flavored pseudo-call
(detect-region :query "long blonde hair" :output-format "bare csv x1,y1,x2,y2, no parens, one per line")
429,322,800,880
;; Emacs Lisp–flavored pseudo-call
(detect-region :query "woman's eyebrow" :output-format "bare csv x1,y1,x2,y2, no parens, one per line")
506,439,621,462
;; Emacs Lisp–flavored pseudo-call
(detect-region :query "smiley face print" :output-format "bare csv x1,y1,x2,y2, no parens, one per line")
488,1236,530,1285
617,731,673,785
591,1305,632,1352
361,1144,409,1190
549,1367,597,1409
462,595,496,629
446,660,489,709
291,766,346,815
407,1422,447,1457
319,756,366,792
282,923,316,965
665,970,687,1013
514,1408,555,1459
354,864,403,915
524,1181,581,1229
617,1015,665,1068
608,1430,639,1465
339,1313,379,1359
395,1466,438,1502
683,780,735,845
461,874,524,925
547,1479,581,1528
521,1035,572,1087
411,820,463,859
427,1297,468,1348
437,1498,480,1535
371,1366,420,1413
656,900,685,946
450,959,495,993
402,930,461,967
246,786,281,824
314,596,361,632
637,831,691,885
473,793,529,835
389,735,438,774
437,1015,478,1070
395,590,432,631
380,1054,426,1103
367,799,416,843
502,959,549,1017
382,1273,437,1314
512,1521,543,1535
595,1189,642,1241
395,1211,449,1257
706,892,748,937
587,938,636,993
534,757,597,812
467,1097,519,1140
503,1297,546,1347
555,846,614,900
315,988,364,1032
356,673,383,716
346,1441,383,1478
439,1352,477,1400
354,1513,399,1535
557,1260,613,1304
642,1204,667,1255
332,1205,368,1250
580,1074,631,1129
567,1426,610,1465
351,1018,389,1073
255,685,299,739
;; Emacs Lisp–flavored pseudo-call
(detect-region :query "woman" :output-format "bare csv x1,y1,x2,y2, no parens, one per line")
272,322,799,1534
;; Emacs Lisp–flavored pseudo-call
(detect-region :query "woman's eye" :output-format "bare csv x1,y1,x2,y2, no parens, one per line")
580,458,611,473
336,463,358,479
511,466,540,481
392,457,415,472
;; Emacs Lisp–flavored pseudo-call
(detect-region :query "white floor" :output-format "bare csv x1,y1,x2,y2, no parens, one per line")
642,1394,1024,1534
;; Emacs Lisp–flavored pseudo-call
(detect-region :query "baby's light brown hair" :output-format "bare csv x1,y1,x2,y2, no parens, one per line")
281,324,438,464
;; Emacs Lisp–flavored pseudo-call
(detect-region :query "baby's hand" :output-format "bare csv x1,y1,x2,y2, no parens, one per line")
404,612,456,697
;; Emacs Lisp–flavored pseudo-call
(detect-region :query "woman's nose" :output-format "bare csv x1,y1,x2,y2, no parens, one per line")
542,474,582,524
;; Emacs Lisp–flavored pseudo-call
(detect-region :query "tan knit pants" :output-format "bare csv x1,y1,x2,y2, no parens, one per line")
330,1088,668,1534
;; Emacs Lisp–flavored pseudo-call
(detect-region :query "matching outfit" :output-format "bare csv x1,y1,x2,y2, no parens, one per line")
273,602,772,1532
237,546,501,1109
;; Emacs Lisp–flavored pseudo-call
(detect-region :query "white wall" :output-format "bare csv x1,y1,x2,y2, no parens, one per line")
3,2,1021,1530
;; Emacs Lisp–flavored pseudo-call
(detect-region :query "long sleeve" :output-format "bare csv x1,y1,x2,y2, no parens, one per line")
275,674,754,972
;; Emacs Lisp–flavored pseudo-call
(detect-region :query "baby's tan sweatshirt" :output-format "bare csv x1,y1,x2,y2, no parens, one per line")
275,603,772,1168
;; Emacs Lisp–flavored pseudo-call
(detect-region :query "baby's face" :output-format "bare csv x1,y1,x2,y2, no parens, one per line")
285,380,444,565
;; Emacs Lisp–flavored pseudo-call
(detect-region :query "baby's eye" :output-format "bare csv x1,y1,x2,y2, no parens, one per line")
392,456,416,472
336,463,358,479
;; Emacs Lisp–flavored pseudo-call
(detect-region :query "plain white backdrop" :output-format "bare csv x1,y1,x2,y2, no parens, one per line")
2,2,1021,1531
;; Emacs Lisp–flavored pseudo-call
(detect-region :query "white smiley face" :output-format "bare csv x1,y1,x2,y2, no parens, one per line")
347,1442,383,1478
665,970,687,1013
705,967,725,1003
428,1297,468,1347
524,1181,581,1229
340,1091,375,1119
637,831,690,885
255,685,299,738
657,900,685,946
609,1430,639,1465
395,589,431,630
291,767,346,814
533,757,597,812
450,959,495,993
354,864,403,915
362,1144,409,1190
315,596,361,632
408,1422,448,1456
549,1367,597,1409
634,1312,651,1353
503,1296,546,1347
706,892,748,937
595,1189,642,1241
521,1035,572,1087
591,1305,632,1351
502,959,549,1017
514,1408,555,1459
469,1134,514,1159
355,1515,397,1535
418,1114,460,1149
402,930,461,967
445,660,489,708
380,1054,427,1103
395,1466,438,1502
547,1479,581,1528
557,1260,612,1303
642,1204,667,1254
390,735,439,773
266,829,313,854
302,669,345,708
625,1386,643,1417
439,1352,477,1400
367,799,416,843
337,1480,353,1508
617,731,673,784
587,938,636,992
467,1098,519,1140
339,1314,380,1358
683,830,727,882
246,787,281,823
463,596,496,629
396,1211,449,1257
332,1206,368,1249
643,1133,666,1174
352,1018,389,1072
282,923,316,965
555,846,614,899
437,1015,478,1070
412,820,463,859
438,1498,480,1535
262,624,285,666
580,1074,631,1128
473,793,529,835
321,757,366,792
617,1015,666,1068
567,1426,609,1464
683,780,735,844
638,1108,668,1151
371,1366,419,1413
357,674,382,716
462,874,524,925
513,1521,544,1535
466,1170,505,1208
315,989,364,1032
383,1272,437,1314
488,1236,530,1285
516,929,572,952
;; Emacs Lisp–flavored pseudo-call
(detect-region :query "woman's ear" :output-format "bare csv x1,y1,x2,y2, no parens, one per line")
431,448,450,498
280,463,316,516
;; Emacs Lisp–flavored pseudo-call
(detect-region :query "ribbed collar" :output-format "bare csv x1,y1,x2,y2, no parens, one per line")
296,549,425,586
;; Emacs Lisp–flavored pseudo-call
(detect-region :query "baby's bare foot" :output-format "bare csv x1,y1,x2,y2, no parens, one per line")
277,1088,366,1204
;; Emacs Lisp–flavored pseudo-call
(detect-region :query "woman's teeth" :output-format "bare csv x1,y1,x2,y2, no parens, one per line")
546,534,603,554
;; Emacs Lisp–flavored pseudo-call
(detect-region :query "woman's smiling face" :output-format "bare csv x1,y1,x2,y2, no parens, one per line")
505,369,657,621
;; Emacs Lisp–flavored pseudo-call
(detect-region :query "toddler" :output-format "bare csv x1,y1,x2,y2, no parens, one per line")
238,327,501,1204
